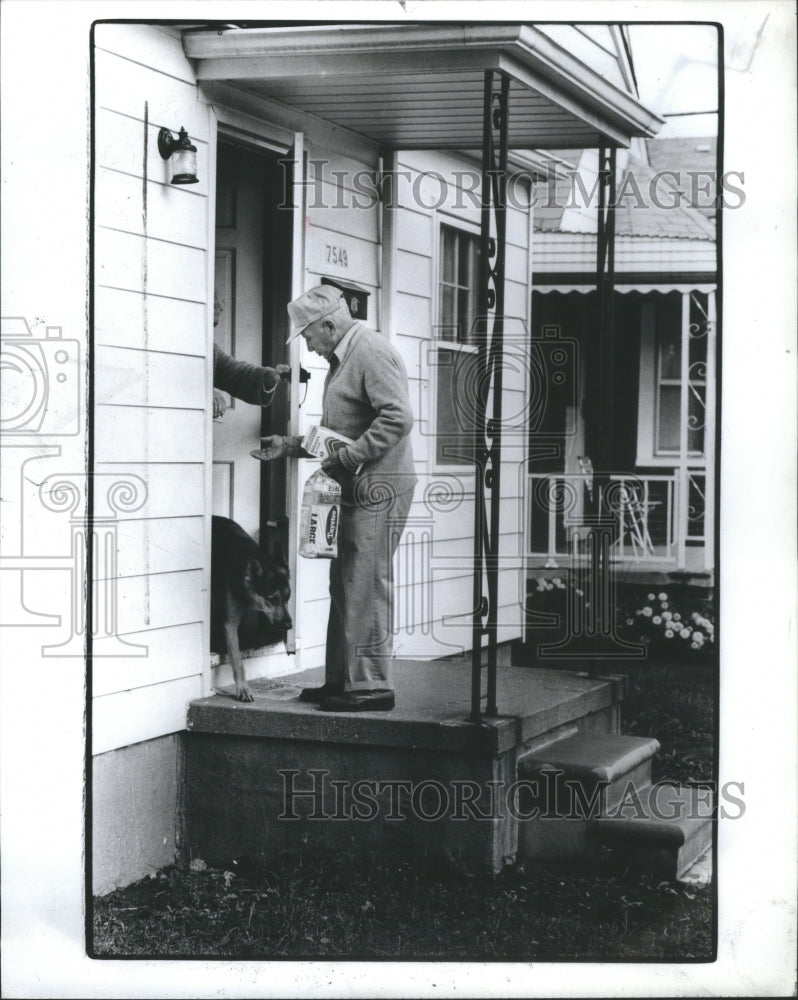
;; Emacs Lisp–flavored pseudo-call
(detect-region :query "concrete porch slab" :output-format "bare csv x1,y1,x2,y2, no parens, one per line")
184,660,627,873
187,659,627,755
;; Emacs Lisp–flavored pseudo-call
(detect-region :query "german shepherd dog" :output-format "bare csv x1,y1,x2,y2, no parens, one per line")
210,515,292,702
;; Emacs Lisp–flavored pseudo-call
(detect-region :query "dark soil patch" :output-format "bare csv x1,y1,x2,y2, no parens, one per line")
93,850,712,960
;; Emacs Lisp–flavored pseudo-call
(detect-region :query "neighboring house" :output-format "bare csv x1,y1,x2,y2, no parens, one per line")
91,21,662,891
529,139,718,578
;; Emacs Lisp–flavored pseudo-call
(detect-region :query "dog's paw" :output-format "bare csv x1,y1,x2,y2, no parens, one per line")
235,683,254,702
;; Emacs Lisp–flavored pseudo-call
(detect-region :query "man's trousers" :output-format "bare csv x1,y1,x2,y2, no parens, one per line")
325,488,415,691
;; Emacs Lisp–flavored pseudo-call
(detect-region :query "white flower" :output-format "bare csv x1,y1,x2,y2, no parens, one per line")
626,618,634,626
653,616,662,625
672,621,682,632
658,592,668,601
647,593,656,601
673,613,681,621
660,602,669,610
642,606,653,617
662,611,672,621
691,642,700,650
665,629,674,638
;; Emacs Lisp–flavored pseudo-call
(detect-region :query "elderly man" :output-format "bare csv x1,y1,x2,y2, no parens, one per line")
258,285,416,712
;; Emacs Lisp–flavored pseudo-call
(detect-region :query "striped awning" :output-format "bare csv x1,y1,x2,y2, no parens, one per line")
183,23,663,151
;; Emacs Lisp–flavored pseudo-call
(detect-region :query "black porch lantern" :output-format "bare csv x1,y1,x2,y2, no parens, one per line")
157,126,199,185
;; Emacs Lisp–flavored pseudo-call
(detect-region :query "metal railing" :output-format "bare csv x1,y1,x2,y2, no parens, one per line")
526,472,679,566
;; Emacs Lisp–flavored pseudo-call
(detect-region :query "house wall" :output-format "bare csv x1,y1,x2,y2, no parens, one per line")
387,150,530,656
538,24,632,91
92,24,214,889
93,24,213,760
92,734,182,896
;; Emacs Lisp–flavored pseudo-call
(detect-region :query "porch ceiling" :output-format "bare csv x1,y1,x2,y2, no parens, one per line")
183,23,663,150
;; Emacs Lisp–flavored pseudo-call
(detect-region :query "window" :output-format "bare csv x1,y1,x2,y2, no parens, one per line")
438,224,480,345
434,224,481,466
637,292,710,466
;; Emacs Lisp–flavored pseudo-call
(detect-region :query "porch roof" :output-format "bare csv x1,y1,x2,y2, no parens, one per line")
183,23,663,150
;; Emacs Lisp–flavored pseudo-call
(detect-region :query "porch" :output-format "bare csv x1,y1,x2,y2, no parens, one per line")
184,656,711,880
185,658,626,875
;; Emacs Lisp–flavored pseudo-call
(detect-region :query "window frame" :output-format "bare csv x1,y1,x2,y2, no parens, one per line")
430,214,482,472
636,295,708,469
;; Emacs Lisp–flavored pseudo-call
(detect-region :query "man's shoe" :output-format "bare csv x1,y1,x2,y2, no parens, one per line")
317,690,395,713
298,682,344,703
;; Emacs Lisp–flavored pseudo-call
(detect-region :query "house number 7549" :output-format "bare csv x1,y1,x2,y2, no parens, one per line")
325,245,349,267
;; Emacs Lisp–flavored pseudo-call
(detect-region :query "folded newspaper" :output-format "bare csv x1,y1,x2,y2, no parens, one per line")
302,425,362,474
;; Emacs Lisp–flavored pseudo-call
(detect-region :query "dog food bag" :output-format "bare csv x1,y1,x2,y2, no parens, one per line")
299,469,341,559
301,425,363,474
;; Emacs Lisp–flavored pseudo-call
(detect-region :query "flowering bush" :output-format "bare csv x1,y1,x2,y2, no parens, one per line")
622,591,715,659
527,578,716,664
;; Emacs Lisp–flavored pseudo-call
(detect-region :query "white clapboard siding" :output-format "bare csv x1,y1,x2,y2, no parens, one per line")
94,48,211,142
93,26,212,755
95,108,211,200
507,199,533,248
393,331,427,380
113,569,205,637
394,291,432,336
306,229,379,288
92,622,205,697
94,24,193,82
95,346,205,410
94,516,204,580
92,675,204,755
396,248,433,298
308,204,379,243
91,463,205,520
96,168,208,249
95,407,206,464
396,205,434,256
386,148,530,659
96,228,206,303
94,286,207,356
538,24,626,89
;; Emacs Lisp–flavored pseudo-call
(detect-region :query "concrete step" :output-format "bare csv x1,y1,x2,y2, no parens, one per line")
594,783,714,880
519,733,661,811
515,733,661,860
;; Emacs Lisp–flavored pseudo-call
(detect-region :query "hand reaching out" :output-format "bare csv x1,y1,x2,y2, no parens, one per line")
213,389,228,419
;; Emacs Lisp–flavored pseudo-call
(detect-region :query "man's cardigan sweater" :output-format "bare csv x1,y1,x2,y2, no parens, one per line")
323,321,417,506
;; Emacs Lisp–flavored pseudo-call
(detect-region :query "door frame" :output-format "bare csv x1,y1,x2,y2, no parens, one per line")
202,104,306,694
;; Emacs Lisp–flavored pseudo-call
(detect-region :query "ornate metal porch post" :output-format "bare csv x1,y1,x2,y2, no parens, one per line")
471,71,509,721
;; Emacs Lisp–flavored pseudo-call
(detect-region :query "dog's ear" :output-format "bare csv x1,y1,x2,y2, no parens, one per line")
271,542,289,569
244,558,263,585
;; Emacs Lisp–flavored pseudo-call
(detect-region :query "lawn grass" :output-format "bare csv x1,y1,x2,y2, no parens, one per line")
93,657,716,961
93,849,712,960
